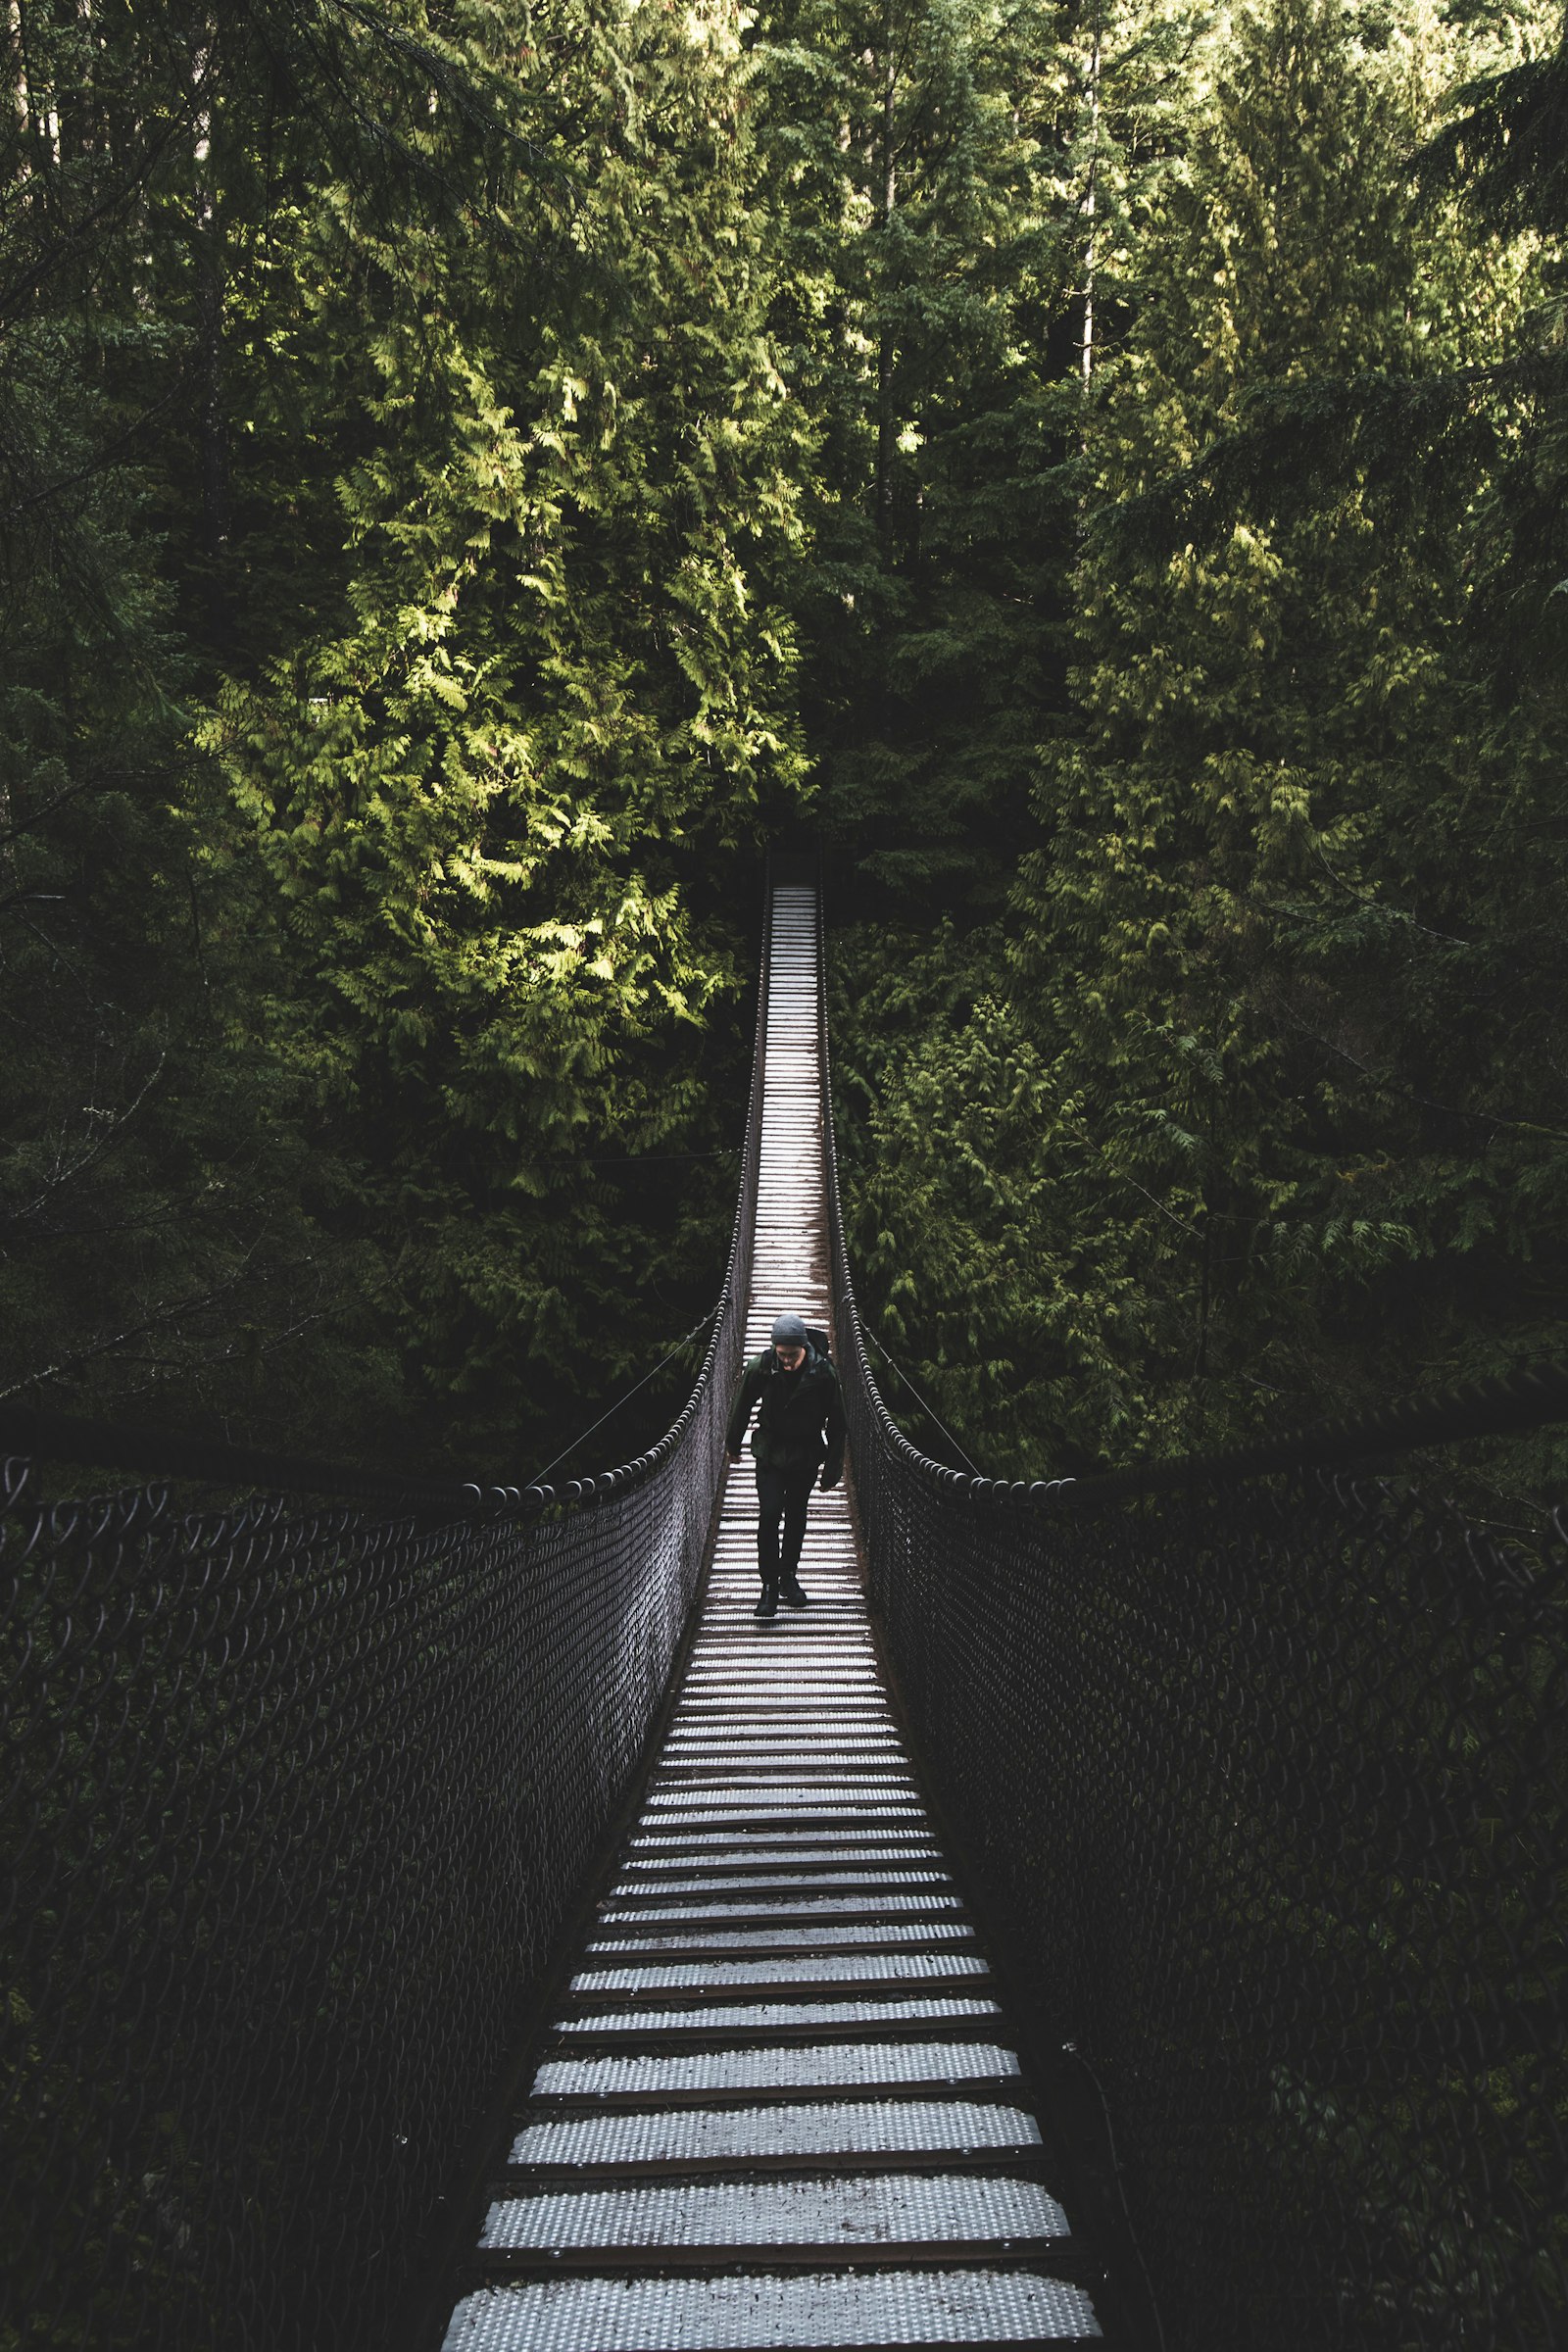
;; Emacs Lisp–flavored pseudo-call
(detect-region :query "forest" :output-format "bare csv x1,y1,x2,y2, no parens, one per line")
3,0,1565,1490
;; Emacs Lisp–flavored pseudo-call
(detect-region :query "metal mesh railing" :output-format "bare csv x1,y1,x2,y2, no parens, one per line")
817,911,1568,2352
0,909,768,2352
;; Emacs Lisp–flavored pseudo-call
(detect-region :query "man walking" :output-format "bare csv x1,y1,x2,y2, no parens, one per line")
725,1312,846,1620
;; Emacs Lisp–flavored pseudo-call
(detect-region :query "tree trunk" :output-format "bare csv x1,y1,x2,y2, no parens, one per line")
192,36,229,577
1081,9,1102,389
874,17,898,557
7,0,30,139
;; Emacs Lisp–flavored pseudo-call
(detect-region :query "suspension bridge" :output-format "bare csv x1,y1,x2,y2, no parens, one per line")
4,865,1565,2352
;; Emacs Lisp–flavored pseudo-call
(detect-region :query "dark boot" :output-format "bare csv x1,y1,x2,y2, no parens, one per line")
754,1584,778,1620
779,1579,808,1609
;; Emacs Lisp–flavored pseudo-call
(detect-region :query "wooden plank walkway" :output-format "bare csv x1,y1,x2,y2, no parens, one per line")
438,884,1104,2350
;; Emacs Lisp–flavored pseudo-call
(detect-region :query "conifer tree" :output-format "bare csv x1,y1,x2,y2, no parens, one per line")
1013,0,1564,1449
759,0,1121,909
834,0,1565,1475
206,0,809,1452
1,0,808,1467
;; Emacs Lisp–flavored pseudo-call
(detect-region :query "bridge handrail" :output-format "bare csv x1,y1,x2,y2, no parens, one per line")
0,888,773,2352
814,877,1568,2352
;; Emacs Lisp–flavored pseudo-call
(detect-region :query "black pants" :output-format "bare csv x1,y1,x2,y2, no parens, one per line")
756,1467,813,1588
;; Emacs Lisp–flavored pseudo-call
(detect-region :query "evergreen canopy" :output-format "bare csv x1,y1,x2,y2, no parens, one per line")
3,0,1564,1490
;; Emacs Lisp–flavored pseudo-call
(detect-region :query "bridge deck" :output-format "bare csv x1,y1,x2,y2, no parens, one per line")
439,886,1104,2349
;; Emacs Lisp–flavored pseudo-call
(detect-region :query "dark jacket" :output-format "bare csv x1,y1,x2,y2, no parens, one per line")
725,1340,846,1485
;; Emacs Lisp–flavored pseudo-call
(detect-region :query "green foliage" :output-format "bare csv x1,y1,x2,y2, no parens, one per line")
759,0,1204,915
832,921,1168,1470
5,0,1565,1490
0,0,805,1472
206,0,808,1449
832,0,1568,1486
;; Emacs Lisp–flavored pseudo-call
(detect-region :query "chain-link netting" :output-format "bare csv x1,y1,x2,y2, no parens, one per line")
0,931,766,2352
818,916,1567,2352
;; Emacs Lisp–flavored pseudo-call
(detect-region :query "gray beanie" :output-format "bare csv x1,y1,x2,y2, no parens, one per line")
770,1313,809,1349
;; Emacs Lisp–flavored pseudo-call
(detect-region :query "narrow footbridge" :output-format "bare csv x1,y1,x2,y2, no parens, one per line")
438,884,1103,2351
4,870,1565,2352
